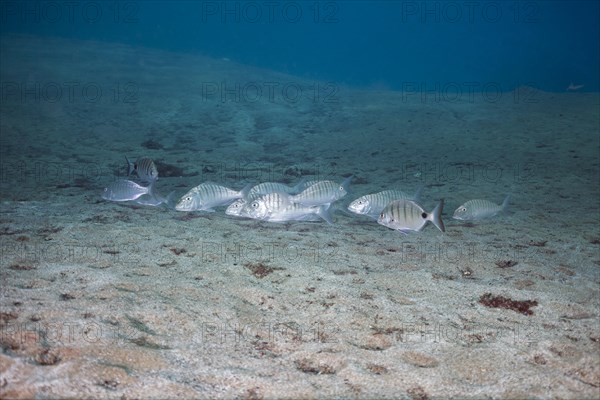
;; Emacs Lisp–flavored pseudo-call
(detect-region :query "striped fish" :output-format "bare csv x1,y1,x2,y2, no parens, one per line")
289,176,352,206
348,187,423,218
246,179,306,199
243,192,292,219
267,203,332,224
378,199,445,234
227,193,292,218
240,192,332,224
225,198,247,216
452,195,510,220
295,179,320,192
102,179,154,202
175,182,251,212
126,156,158,182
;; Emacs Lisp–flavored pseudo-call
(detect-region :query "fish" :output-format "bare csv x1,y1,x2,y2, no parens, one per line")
240,192,332,224
566,83,584,91
289,176,352,206
225,198,248,217
378,199,445,234
267,203,332,224
134,190,177,208
175,182,251,212
126,156,158,182
348,187,423,218
242,192,291,219
452,195,510,221
238,192,300,220
246,178,307,199
295,179,320,192
102,179,155,202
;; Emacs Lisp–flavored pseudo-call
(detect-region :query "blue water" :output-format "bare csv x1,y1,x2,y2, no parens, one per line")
1,0,598,92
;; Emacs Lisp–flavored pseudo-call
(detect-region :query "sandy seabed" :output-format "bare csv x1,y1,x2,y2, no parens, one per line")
0,36,599,399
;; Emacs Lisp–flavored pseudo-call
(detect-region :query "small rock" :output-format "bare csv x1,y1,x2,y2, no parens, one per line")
401,351,439,368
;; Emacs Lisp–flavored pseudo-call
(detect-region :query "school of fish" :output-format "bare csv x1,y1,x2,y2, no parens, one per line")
102,157,510,234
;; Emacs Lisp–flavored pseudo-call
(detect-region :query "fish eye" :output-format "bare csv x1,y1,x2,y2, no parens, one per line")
379,213,384,219
252,202,259,208
339,186,344,191
459,207,466,212
186,197,191,201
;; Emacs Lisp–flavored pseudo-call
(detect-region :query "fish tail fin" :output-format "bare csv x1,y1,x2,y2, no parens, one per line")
413,184,424,203
147,180,157,198
125,156,135,176
317,203,334,225
501,194,511,213
341,175,353,191
292,177,308,193
239,183,253,200
165,191,177,209
430,199,445,233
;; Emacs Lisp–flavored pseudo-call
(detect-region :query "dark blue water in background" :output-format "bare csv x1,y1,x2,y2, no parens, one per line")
1,0,599,92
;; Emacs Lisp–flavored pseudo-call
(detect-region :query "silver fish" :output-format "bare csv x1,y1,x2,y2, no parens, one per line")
295,179,320,192
378,199,445,234
240,198,267,219
348,187,423,218
126,156,158,182
267,203,332,224
225,198,247,216
289,176,352,206
246,179,306,199
453,195,510,220
241,192,332,224
242,192,291,219
134,190,176,208
102,179,154,202
175,182,251,212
